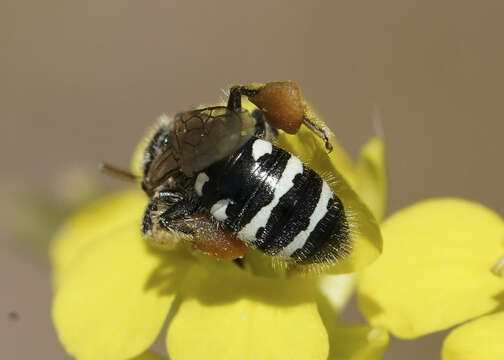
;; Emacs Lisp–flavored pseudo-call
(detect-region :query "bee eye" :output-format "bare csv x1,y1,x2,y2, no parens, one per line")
159,135,171,147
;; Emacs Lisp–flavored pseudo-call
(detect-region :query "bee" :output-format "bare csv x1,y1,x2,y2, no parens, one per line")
134,82,352,266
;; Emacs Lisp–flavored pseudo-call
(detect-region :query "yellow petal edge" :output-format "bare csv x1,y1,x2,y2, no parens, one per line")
317,278,389,360
132,351,167,360
358,198,504,338
167,265,329,360
51,188,190,360
329,325,389,360
442,312,504,360
356,137,387,222
50,188,147,288
52,222,184,360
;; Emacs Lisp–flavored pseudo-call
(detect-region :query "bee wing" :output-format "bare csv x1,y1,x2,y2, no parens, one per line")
174,106,256,176
144,145,179,190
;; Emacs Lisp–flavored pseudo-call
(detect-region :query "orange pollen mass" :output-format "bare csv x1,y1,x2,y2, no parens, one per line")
249,81,305,134
190,213,247,260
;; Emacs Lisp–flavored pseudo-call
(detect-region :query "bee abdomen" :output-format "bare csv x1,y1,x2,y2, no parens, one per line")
287,194,350,264
254,168,322,254
196,137,350,264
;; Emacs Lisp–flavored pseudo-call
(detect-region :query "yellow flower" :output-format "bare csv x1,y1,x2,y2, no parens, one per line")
442,311,504,359
50,106,387,360
441,239,504,360
357,182,504,356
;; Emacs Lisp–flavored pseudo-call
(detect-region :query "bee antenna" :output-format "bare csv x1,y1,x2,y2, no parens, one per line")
100,163,138,183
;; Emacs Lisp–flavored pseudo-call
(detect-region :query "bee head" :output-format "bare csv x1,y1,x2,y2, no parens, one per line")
140,106,256,196
141,115,180,196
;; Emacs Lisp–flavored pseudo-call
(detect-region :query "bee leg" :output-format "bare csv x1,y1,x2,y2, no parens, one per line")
155,190,185,202
227,85,260,112
141,200,158,237
158,198,199,234
229,83,333,152
141,191,194,237
301,115,333,153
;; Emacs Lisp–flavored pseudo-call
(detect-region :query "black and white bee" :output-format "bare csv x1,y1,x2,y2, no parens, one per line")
133,82,352,267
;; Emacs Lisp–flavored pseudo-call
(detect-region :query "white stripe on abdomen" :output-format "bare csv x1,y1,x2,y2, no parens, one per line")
237,155,303,243
194,172,209,196
252,139,273,161
277,181,332,258
210,199,232,221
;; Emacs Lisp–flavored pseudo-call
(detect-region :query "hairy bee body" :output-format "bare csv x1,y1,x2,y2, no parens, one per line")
139,82,352,265
195,136,349,264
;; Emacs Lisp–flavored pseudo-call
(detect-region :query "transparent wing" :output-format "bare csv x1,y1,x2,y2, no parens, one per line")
144,142,179,192
173,106,256,175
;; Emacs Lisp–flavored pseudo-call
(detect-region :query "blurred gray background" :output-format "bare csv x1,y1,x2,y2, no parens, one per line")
1,0,503,359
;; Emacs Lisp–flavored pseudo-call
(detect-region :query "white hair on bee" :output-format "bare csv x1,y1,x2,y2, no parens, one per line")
319,167,363,239
217,88,230,105
157,113,174,130
220,86,230,98
286,167,360,275
136,113,175,174
142,199,189,249
299,163,379,276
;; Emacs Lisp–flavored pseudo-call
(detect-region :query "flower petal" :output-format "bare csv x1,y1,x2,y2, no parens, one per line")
52,206,191,360
442,312,504,360
358,199,504,338
329,325,389,360
355,137,387,222
167,265,329,360
132,351,167,360
278,126,383,274
318,274,357,314
317,282,389,360
50,189,147,288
